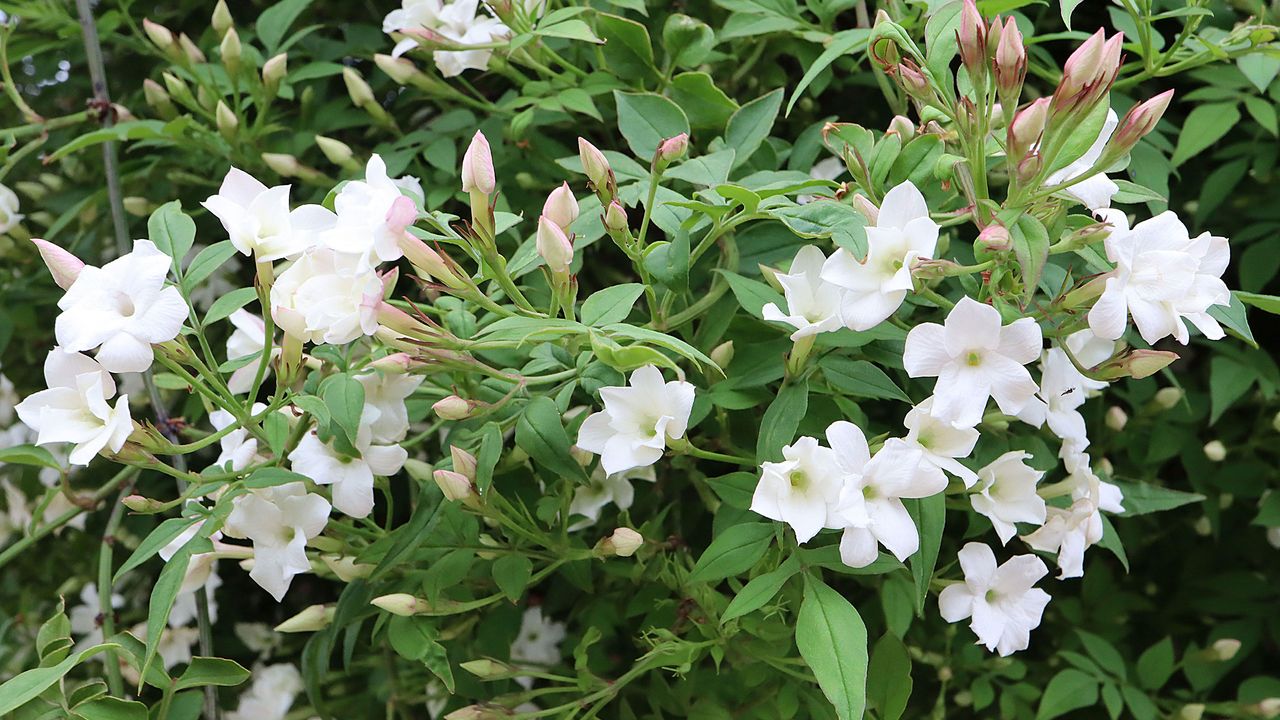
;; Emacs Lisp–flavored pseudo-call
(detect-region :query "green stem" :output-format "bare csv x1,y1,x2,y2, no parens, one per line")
0,466,138,571
98,485,132,696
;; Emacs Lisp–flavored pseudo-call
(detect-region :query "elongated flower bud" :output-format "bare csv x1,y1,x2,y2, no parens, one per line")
215,101,238,139
603,200,628,233
886,115,915,141
212,0,233,36
31,238,85,289
262,53,287,95
851,193,879,225
977,223,1011,252
957,0,986,81
142,79,175,118
1106,90,1173,158
142,19,174,52
220,27,241,76
342,67,375,108
371,593,422,616
578,137,614,196
461,131,496,194
433,395,473,420
275,604,333,633
536,215,574,274
262,152,301,177
1058,29,1106,102
994,17,1026,103
434,469,476,502
315,135,356,169
375,53,418,86
543,183,579,231
1007,97,1050,161
178,34,206,65
709,340,734,368
450,446,477,480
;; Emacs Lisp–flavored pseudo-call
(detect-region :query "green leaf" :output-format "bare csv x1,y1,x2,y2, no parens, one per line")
669,72,739,130
756,380,808,460
1061,0,1085,29
581,284,646,326
46,120,179,162
601,323,717,368
320,374,365,451
1209,356,1256,424
174,657,251,691
114,516,200,583
1171,102,1241,167
721,555,800,623
183,241,238,291
1237,53,1280,93
536,19,602,43
492,554,533,603
704,471,758,509
244,467,311,489
203,287,257,325
143,538,196,679
147,200,197,271
1253,491,1280,527
257,0,313,52
595,13,659,83
370,484,445,580
613,91,691,160
663,13,715,69
387,612,456,691
820,357,910,403
72,696,148,720
475,422,504,494
1136,637,1176,689
665,149,736,187
725,88,784,168
1207,292,1256,348
1047,99,1112,174
1113,481,1204,516
687,523,775,584
906,493,945,615
718,269,785,320
867,632,912,720
0,643,119,715
515,397,589,482
796,575,869,720
0,444,61,469
787,29,870,116
1036,668,1099,720
1011,214,1049,305
776,201,867,256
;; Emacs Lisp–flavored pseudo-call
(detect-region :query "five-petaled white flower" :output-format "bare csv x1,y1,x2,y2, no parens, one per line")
762,245,846,339
223,483,331,601
289,430,407,519
270,248,383,345
576,365,695,475
751,433,844,544
383,0,511,76
202,168,335,262
1088,209,1231,345
904,296,1043,427
1044,108,1119,211
322,154,417,267
970,451,1046,544
903,398,979,487
15,349,133,466
1022,471,1107,579
54,239,187,373
357,368,423,445
510,606,566,667
569,465,655,531
822,180,939,330
210,404,266,471
833,430,948,568
1017,348,1089,448
226,663,304,720
1061,328,1115,393
938,542,1052,656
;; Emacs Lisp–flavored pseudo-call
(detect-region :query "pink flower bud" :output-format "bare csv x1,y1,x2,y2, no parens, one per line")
397,234,465,289
1095,348,1179,380
369,352,413,373
603,200,628,233
385,195,418,236
536,215,575,274
1108,89,1173,156
450,446,477,480
31,239,85,290
1007,97,1050,160
897,60,930,97
1059,29,1106,100
656,133,689,164
850,194,879,225
542,182,579,231
958,0,987,77
578,137,613,193
461,130,496,194
977,223,1011,252
994,17,1026,98
433,469,475,502
433,395,473,420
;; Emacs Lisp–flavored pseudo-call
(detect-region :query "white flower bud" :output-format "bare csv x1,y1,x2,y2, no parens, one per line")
710,341,734,368
543,182,579,231
342,67,376,108
1203,440,1227,462
450,446,477,480
142,19,174,51
461,131,496,194
603,200,628,233
433,469,475,502
315,135,356,168
274,604,333,633
262,53,288,94
607,528,643,557
219,27,241,75
433,395,473,420
322,555,372,582
1177,704,1205,720
178,34,206,64
1105,406,1128,432
215,100,237,139
374,53,417,85
536,215,574,274
212,0,233,36
261,152,301,177
1154,387,1183,409
371,593,422,617
1193,516,1212,536
1261,699,1280,720
1210,638,1241,661
578,137,612,191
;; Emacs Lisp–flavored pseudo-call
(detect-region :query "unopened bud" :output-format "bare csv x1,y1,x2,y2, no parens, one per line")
375,53,418,85
30,238,85,290
322,554,372,582
433,395,473,420
536,215,575,274
603,200,628,233
178,34,206,65
994,16,1026,102
1273,410,1280,433
1154,387,1183,409
212,0,233,36
579,137,615,196
897,60,929,98
219,27,241,76
434,469,476,502
342,67,376,108
886,115,915,141
543,183,579,231
315,135,358,170
1177,705,1205,720
656,133,689,165
1105,406,1128,432
911,258,963,281
262,53,287,95
122,197,152,216
1107,90,1174,158
142,79,174,117
215,100,237,139
161,72,192,104
603,527,643,557
275,604,333,633
957,0,986,79
1203,440,1227,462
450,446,477,480
1058,29,1106,102
1008,97,1050,161
1210,638,1241,661
1260,699,1280,720
460,658,514,679
445,706,502,720
261,152,301,177
121,494,168,513
461,130,496,195
371,593,421,616
142,19,174,52
977,223,1011,252
710,341,734,368
850,193,879,225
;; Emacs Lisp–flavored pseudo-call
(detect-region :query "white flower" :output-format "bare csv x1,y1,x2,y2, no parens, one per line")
834,433,948,568
169,566,221,630
356,368,423,444
202,168,335,262
1088,209,1231,345
938,543,1051,656
1062,328,1115,393
211,404,266,471
1062,462,1125,514
1045,108,1119,211
223,483,331,601
568,465,655,531
822,180,939,331
1022,474,1105,579
130,622,200,670
761,245,846,339
1017,348,1089,448
0,182,23,233
510,606,566,668
69,583,123,653
15,350,133,466
160,511,228,621
226,663,303,720
750,434,844,544
970,451,1046,544
903,398,979,487
576,365,695,475
903,296,1043,427
225,310,280,394
53,239,187,373
270,248,383,345
288,431,407,518
321,154,417,267
384,0,510,76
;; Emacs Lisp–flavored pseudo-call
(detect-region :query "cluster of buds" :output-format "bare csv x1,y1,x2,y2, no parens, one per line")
578,137,633,248
536,183,578,276
433,446,481,508
1049,29,1124,124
